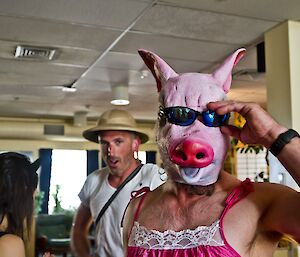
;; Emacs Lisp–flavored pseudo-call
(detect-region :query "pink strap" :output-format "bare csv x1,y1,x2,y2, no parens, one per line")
132,187,150,221
224,178,253,208
131,186,150,200
127,187,150,239
219,178,254,249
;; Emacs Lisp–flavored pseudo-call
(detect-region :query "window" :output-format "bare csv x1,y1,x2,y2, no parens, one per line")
236,148,268,181
48,149,87,213
138,151,146,164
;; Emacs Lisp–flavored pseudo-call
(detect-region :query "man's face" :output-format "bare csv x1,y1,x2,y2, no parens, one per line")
99,130,139,177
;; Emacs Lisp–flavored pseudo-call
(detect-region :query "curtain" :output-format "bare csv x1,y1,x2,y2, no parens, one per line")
87,150,99,175
39,149,52,214
146,151,156,164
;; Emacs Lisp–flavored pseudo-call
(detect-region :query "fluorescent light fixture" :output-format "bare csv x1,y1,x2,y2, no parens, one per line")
110,85,130,105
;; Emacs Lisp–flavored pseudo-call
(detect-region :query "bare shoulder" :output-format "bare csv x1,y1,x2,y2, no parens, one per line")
241,180,297,215
251,181,297,203
0,234,25,257
129,186,163,214
124,186,163,227
254,180,296,191
218,171,242,191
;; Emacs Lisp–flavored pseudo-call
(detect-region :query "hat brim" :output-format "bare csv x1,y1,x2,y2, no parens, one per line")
83,125,149,144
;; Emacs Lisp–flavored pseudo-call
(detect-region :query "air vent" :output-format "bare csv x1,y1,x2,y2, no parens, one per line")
15,45,57,60
44,125,64,135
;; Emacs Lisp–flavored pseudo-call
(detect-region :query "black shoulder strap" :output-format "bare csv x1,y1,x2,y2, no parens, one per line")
94,164,143,226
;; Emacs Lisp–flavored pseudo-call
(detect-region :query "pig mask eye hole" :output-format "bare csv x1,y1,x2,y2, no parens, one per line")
161,106,230,127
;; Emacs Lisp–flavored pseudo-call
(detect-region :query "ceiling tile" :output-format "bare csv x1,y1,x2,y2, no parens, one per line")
96,52,146,70
0,84,65,98
0,71,78,87
0,101,54,118
97,51,211,73
75,79,112,91
112,32,239,63
162,0,300,22
0,0,151,28
0,58,85,76
0,15,121,50
84,66,130,83
133,4,277,44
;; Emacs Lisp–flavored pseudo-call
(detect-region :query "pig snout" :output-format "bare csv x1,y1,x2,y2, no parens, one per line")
170,138,214,168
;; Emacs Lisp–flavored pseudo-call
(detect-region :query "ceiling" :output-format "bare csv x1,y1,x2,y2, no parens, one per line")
0,0,299,122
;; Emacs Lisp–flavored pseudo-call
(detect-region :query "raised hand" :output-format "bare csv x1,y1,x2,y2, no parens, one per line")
207,101,287,148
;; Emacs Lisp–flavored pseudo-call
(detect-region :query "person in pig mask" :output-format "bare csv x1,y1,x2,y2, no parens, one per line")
123,48,300,257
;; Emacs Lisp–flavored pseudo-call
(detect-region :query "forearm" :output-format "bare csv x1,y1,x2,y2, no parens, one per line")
263,125,300,186
276,137,300,186
71,231,92,257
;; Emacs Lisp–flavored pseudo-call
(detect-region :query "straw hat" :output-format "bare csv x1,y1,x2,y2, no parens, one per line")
83,109,149,144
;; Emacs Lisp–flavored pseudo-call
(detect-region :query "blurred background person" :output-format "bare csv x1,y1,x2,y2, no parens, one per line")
0,152,40,257
71,109,166,257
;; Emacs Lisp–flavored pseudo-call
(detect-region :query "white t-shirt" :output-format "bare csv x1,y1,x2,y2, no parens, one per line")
78,163,166,257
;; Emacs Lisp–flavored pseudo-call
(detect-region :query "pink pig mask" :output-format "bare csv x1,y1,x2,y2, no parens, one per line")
139,48,245,186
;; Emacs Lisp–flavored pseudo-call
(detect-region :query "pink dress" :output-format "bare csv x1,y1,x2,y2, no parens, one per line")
127,179,253,257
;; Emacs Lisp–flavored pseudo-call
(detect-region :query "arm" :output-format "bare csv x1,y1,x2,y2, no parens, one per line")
71,203,93,257
208,101,300,186
261,183,300,243
0,234,25,257
208,101,300,241
276,136,300,185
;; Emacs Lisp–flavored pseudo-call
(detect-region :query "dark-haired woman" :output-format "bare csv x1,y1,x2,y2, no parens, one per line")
0,152,40,257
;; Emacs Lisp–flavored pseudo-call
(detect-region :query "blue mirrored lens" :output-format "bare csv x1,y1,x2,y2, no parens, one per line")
165,107,196,126
202,110,230,127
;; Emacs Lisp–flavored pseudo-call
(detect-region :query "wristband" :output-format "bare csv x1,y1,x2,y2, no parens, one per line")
269,129,300,156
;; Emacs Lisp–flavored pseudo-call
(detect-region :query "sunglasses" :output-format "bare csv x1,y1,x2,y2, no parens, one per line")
159,106,230,127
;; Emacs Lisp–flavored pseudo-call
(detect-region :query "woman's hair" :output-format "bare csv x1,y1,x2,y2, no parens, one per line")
0,152,39,239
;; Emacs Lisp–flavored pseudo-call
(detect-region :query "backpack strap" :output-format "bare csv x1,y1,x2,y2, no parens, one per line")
94,164,143,226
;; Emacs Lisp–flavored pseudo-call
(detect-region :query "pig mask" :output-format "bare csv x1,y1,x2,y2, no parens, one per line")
139,48,245,186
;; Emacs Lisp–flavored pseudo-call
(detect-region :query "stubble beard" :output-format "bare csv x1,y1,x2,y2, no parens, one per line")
177,182,216,196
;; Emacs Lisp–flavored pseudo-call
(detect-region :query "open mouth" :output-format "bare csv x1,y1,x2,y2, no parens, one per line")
180,167,200,178
108,158,119,168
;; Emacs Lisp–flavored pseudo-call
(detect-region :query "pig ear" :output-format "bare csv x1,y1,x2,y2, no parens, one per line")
212,48,246,93
138,49,177,92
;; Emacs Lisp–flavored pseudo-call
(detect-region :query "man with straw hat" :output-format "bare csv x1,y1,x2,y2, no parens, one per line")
71,109,166,257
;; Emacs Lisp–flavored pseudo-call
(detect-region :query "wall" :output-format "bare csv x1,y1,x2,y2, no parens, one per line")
0,116,160,157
